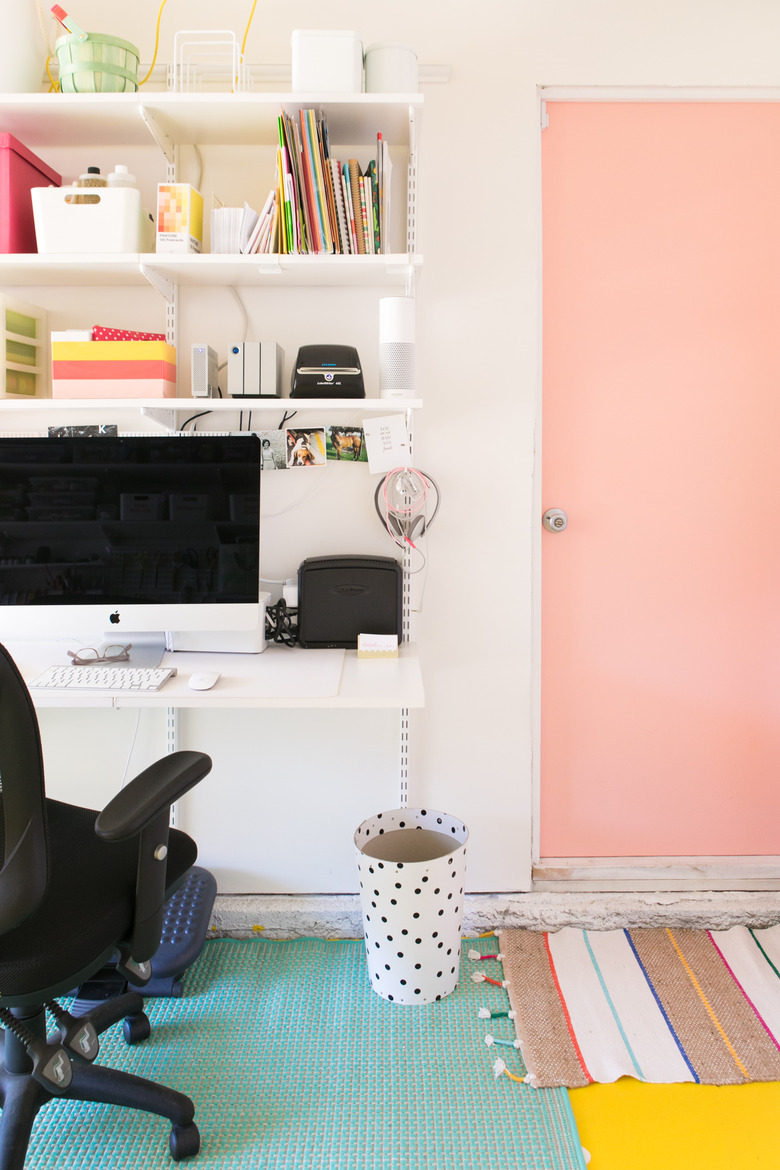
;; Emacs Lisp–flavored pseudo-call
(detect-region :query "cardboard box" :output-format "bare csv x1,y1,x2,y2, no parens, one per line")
156,183,203,253
0,134,61,254
51,339,177,398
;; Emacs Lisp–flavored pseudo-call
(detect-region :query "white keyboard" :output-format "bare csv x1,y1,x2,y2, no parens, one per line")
28,665,177,692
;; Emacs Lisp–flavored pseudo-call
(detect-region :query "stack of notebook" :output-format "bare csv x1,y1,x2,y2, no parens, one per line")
249,108,392,256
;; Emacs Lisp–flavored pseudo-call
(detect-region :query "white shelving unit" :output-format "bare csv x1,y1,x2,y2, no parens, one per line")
0,88,425,731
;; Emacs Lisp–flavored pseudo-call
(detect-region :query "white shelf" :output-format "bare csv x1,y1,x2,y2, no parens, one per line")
148,253,422,288
0,253,422,290
0,397,422,413
0,91,422,150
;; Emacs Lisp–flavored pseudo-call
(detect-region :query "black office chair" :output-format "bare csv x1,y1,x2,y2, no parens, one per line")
0,642,212,1168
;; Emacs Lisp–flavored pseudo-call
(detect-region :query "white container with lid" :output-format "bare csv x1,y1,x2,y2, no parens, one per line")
364,42,418,93
107,165,137,188
291,30,363,93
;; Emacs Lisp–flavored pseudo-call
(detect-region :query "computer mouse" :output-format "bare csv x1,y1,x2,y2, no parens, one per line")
187,671,221,691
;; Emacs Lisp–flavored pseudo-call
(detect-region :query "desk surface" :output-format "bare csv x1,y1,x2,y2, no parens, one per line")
7,640,424,710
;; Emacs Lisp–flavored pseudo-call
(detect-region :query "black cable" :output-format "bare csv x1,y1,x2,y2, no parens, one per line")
265,599,298,646
278,410,297,429
179,411,213,431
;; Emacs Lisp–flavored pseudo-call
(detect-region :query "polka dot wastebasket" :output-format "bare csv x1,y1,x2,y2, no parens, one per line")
354,808,468,1005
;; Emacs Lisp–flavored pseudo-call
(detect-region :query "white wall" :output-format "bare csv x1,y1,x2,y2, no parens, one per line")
26,0,780,895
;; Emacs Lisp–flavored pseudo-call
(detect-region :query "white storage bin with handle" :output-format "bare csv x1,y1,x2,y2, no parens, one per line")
32,186,142,253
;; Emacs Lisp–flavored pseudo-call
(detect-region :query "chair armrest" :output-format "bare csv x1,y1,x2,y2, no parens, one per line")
94,750,212,842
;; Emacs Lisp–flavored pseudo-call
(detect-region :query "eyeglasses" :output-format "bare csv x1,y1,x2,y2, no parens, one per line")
67,644,132,667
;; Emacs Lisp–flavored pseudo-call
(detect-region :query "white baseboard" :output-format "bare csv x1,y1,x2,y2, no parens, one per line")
209,890,780,940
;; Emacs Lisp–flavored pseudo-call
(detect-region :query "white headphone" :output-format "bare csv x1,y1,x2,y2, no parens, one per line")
374,467,440,550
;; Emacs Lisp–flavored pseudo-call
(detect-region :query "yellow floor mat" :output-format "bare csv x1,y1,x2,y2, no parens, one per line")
569,1079,780,1170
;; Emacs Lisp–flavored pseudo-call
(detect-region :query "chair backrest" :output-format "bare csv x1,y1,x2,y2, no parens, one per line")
0,643,48,933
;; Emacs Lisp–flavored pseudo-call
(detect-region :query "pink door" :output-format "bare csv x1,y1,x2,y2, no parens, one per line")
541,101,780,858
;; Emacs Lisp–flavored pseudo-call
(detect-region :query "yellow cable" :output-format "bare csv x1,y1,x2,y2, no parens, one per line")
45,55,59,92
241,0,258,60
137,0,170,87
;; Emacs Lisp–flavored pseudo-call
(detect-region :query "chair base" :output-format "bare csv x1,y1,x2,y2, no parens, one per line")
0,993,199,1169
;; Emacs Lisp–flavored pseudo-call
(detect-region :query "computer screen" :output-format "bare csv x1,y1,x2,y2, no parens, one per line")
0,432,262,640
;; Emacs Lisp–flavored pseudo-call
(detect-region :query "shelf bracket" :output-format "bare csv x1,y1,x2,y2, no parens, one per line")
139,104,176,169
257,259,282,276
140,406,178,430
139,264,176,304
139,264,178,351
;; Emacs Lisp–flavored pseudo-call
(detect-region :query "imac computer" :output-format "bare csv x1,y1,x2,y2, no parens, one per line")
0,432,262,652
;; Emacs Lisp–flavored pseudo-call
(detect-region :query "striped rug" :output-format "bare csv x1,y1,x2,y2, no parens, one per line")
499,925,780,1088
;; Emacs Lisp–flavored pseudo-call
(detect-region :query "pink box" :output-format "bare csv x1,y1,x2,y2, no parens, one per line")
0,134,61,254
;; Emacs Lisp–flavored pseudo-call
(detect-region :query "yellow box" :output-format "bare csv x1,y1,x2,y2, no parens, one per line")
156,183,203,253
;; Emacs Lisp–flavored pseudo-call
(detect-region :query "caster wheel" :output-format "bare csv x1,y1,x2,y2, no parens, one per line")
170,1121,201,1161
122,1011,151,1045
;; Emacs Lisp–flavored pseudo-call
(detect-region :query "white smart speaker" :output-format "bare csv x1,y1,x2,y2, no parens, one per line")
379,297,415,399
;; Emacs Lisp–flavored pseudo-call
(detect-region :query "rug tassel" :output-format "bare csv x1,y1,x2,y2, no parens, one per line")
478,1008,517,1020
492,1057,526,1084
484,1033,522,1050
471,971,510,988
469,949,505,962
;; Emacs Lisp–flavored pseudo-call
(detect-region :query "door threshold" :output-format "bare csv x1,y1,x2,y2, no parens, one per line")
534,856,780,892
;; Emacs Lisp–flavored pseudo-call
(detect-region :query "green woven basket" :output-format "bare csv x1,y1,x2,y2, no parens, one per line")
56,33,139,94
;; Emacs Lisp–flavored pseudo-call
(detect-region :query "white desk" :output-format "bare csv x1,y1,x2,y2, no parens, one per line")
7,640,425,711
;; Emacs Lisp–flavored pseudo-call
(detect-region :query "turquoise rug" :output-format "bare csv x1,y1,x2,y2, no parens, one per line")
27,937,586,1169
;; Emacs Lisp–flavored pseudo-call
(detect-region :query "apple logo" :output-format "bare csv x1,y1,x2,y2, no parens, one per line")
109,611,120,625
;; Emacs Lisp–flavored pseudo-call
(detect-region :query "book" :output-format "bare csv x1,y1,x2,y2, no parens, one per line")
301,109,333,253
330,158,351,254
320,123,342,254
380,136,393,253
348,159,366,255
367,160,381,253
358,173,372,254
242,190,274,254
342,163,359,253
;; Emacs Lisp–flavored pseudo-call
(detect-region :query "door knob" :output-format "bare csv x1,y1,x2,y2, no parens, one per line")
543,508,568,533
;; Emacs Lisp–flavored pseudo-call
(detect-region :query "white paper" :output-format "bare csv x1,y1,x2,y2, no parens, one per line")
362,414,411,474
